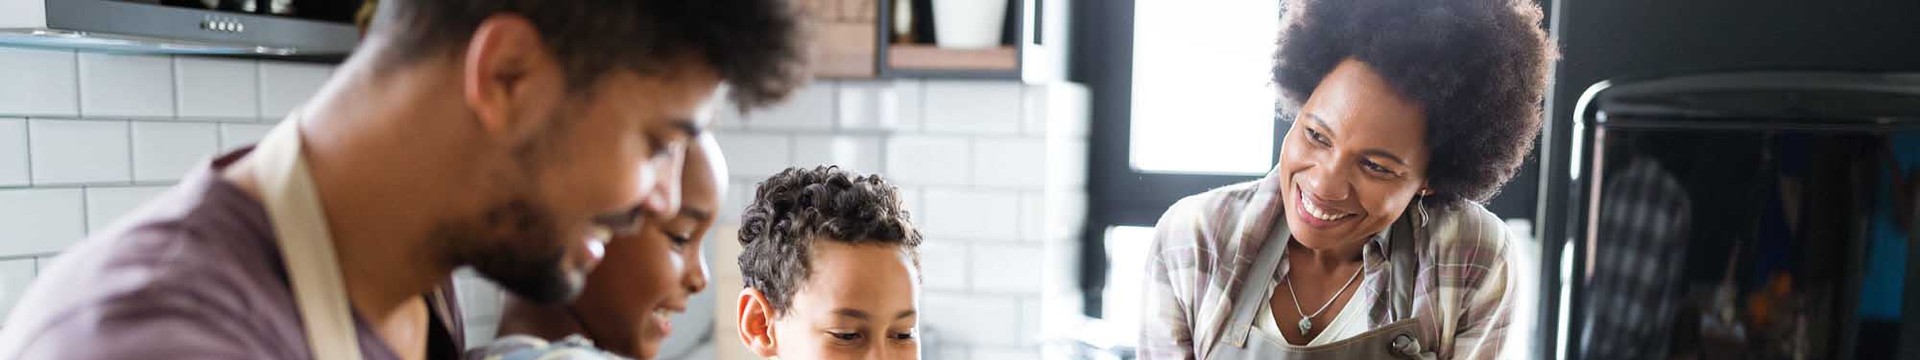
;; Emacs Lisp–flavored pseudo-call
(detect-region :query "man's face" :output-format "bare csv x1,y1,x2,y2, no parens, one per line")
571,138,725,359
769,241,922,360
453,55,725,305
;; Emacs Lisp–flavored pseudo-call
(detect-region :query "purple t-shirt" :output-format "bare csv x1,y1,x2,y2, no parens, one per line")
0,148,464,359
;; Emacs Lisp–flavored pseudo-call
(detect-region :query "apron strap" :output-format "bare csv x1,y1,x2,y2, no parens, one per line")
1387,210,1420,321
254,119,364,360
1218,227,1288,349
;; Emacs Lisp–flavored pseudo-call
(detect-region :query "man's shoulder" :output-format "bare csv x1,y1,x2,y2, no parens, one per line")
0,182,299,358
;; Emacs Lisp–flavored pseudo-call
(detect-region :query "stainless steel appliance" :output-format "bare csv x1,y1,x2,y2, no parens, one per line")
0,0,360,56
1548,72,1920,359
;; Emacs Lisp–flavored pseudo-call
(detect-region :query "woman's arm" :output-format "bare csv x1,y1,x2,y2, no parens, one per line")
1137,204,1204,360
1448,256,1514,360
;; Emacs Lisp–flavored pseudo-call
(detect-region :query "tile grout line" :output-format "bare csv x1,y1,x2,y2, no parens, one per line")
126,118,135,183
22,118,32,187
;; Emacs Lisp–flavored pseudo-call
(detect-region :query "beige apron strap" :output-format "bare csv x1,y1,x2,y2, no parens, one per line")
1388,211,1419,321
254,119,364,360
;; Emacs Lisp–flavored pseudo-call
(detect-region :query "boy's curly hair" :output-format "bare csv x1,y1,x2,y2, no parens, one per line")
737,166,921,314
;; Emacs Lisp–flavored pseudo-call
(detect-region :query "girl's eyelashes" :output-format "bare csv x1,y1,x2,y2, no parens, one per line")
660,228,693,249
827,331,863,344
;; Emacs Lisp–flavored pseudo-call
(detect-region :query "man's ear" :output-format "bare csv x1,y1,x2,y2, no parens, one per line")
738,288,779,358
461,13,565,143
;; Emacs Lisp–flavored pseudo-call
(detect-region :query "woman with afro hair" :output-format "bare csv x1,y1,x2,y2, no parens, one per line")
1139,0,1554,358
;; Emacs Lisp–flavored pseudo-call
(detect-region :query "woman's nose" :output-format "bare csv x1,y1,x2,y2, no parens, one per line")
1302,164,1352,201
684,246,709,294
637,149,685,220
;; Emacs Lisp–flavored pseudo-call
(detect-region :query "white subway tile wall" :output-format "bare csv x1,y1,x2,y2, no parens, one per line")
0,118,27,186
883,135,970,186
174,57,261,121
922,81,1024,134
83,186,168,233
0,51,336,343
219,123,275,151
28,119,131,185
257,62,331,118
742,85,835,130
710,80,1090,359
0,259,34,323
0,48,78,117
790,134,882,174
0,47,1089,360
131,122,219,182
78,53,176,119
0,188,85,256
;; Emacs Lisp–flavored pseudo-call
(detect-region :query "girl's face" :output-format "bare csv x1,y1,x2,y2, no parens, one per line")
1277,58,1431,250
768,241,922,360
569,142,722,359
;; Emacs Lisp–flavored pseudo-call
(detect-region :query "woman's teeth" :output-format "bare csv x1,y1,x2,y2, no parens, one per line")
1301,195,1352,221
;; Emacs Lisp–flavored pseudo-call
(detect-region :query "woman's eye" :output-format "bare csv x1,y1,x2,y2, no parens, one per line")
1361,160,1399,178
1307,128,1330,146
889,331,916,341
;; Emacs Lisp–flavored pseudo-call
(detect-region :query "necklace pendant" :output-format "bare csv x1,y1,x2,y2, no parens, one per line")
1298,318,1313,334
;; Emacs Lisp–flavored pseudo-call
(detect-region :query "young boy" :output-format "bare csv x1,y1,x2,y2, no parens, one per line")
735,166,925,359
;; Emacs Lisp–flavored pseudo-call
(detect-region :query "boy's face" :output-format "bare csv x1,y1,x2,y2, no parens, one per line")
568,138,724,359
767,241,922,360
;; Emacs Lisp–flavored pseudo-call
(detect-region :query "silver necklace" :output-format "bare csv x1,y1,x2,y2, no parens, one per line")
1283,261,1364,334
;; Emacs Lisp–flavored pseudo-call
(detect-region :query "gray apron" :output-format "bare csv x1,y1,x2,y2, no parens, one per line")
1206,215,1436,359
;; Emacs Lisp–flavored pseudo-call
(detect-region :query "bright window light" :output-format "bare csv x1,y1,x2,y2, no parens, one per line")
1129,0,1280,175
1100,225,1158,342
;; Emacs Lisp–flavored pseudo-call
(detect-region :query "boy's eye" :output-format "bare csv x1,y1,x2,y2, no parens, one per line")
889,331,916,341
1307,128,1331,146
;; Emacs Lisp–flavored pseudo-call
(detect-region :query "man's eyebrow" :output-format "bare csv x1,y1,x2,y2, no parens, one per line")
894,310,916,320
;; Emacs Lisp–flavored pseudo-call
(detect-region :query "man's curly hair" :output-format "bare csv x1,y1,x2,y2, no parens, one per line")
737,166,922,314
371,0,808,109
1273,0,1556,205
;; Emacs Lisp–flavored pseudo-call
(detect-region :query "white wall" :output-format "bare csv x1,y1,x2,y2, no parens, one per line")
0,47,329,325
0,44,1091,360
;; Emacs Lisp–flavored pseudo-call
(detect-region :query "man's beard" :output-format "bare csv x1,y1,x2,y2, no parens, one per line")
440,197,581,304
438,108,584,304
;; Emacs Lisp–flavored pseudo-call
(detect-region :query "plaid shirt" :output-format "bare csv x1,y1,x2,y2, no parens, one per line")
1138,170,1516,359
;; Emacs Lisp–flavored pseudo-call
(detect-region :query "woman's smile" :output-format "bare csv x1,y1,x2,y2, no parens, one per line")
1294,183,1360,229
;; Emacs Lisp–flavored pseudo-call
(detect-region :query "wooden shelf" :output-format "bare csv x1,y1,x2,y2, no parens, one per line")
886,44,1018,72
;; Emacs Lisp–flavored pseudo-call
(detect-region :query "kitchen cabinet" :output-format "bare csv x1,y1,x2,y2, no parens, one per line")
802,0,1066,82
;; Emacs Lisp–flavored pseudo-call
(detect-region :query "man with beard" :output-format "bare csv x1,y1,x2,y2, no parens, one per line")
0,1,807,359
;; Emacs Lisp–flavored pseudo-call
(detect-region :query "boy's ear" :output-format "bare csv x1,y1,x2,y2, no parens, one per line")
737,288,779,358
